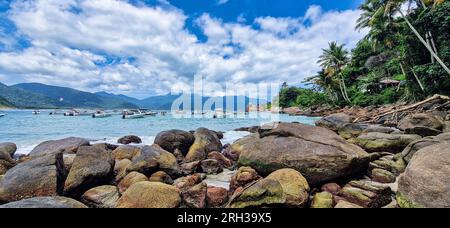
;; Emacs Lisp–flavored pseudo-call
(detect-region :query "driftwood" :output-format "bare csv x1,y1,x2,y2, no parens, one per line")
365,94,449,123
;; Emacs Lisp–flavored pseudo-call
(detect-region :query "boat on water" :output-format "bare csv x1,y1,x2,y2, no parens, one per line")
92,110,112,118
32,110,41,115
213,109,227,119
0,113,5,117
140,109,158,116
122,109,145,119
64,109,93,116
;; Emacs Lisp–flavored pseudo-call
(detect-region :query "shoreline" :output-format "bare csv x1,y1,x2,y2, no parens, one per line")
0,95,449,208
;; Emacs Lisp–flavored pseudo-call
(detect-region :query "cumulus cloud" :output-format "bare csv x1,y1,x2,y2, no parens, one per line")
0,0,366,98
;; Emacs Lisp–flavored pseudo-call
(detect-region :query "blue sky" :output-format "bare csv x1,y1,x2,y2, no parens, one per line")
0,0,366,98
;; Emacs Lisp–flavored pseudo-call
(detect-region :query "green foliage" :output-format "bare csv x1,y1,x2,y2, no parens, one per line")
279,87,331,108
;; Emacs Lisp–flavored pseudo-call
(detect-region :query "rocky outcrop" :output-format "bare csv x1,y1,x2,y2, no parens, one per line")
397,143,450,208
117,135,142,145
0,196,87,208
116,182,181,208
29,137,89,157
81,185,120,208
154,130,195,155
184,128,222,163
0,153,66,202
316,113,354,131
127,144,180,177
338,123,368,139
356,133,421,153
235,122,370,186
63,146,114,197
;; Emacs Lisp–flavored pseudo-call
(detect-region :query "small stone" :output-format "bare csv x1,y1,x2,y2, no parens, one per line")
311,192,334,208
206,186,229,208
149,171,174,185
117,135,142,145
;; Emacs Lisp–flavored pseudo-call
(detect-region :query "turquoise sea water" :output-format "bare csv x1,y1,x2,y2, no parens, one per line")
0,110,319,155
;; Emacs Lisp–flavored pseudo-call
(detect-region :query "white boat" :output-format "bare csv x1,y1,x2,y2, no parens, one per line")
122,109,145,119
64,109,93,116
92,111,112,118
140,109,158,116
0,113,5,117
32,110,41,115
213,109,227,119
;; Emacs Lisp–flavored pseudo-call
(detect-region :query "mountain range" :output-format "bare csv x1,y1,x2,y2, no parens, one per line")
0,82,266,110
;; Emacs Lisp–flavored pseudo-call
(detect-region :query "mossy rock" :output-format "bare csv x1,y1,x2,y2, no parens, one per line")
228,179,286,208
311,192,333,208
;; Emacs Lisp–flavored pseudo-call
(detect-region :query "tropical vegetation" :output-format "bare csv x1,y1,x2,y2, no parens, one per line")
280,0,450,108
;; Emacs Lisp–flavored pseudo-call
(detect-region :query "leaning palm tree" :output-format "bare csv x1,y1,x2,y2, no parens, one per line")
358,0,450,75
317,42,351,102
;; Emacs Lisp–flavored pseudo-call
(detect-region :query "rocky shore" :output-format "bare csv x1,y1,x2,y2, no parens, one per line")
1,97,449,208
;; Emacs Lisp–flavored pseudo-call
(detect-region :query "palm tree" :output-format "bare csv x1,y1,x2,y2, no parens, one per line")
357,0,450,76
317,42,351,102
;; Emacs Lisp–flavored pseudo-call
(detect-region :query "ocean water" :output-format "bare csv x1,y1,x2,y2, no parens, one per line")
0,110,320,155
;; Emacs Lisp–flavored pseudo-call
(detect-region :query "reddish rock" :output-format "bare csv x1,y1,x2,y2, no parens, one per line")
207,186,229,208
149,171,174,185
229,166,261,193
207,152,233,168
181,183,207,208
173,173,205,192
200,159,223,174
321,183,342,195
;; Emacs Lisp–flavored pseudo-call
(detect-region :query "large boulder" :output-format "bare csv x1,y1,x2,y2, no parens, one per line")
127,144,180,177
265,169,310,207
0,196,87,208
29,137,89,157
228,169,309,208
401,133,450,163
227,179,285,208
356,133,421,153
117,135,142,145
0,143,17,157
235,122,370,186
81,185,120,208
397,143,450,208
116,181,181,208
316,113,354,131
0,153,66,202
184,128,222,163
154,130,195,155
63,146,114,197
114,159,132,183
398,114,444,132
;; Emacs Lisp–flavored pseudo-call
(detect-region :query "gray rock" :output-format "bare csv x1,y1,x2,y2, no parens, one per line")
63,146,114,197
0,143,17,157
316,113,354,131
29,137,89,157
235,122,370,186
0,153,66,202
154,130,195,155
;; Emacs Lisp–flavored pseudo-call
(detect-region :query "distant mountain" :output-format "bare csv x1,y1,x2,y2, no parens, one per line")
0,96,15,108
0,82,59,108
95,91,141,105
1,81,266,110
11,83,139,109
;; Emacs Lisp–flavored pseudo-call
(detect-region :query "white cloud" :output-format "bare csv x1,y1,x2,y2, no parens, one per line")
0,1,366,98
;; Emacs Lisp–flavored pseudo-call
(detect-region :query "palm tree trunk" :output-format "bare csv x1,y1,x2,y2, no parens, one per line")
398,10,450,76
338,80,347,103
341,77,350,102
